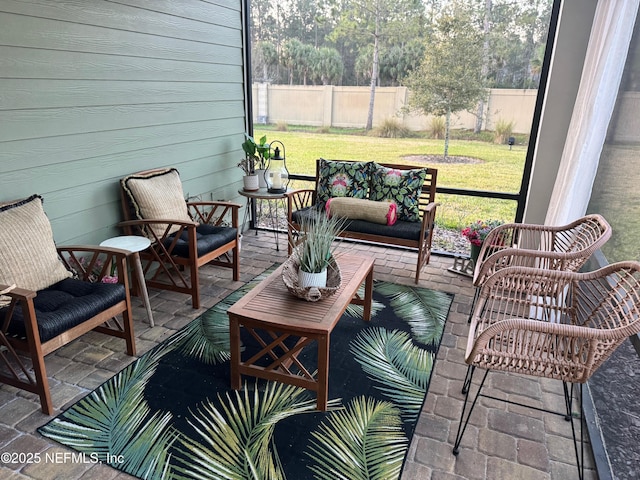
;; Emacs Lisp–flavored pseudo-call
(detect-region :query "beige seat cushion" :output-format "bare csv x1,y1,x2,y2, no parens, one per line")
326,197,398,225
0,195,72,294
121,168,192,238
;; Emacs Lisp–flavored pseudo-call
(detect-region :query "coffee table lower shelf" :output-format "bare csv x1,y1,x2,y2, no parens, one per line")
227,254,374,411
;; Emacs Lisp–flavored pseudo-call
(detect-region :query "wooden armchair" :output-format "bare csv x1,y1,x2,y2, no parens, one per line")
0,195,135,414
453,261,640,479
119,168,240,309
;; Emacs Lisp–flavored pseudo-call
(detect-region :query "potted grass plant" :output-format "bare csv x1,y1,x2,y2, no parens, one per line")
297,214,344,288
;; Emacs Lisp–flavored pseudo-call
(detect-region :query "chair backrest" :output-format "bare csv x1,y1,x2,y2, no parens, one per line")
0,195,72,295
541,214,611,259
120,168,192,238
474,214,612,286
313,159,437,216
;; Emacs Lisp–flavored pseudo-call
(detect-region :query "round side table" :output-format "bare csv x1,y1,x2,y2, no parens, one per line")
238,188,290,251
100,235,154,327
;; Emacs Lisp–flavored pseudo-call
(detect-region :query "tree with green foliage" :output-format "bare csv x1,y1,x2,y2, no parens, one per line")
405,4,486,158
330,0,426,130
281,39,308,84
249,0,552,91
252,41,279,83
313,47,344,85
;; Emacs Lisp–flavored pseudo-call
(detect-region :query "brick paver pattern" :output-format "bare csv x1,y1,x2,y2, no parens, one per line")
0,232,597,479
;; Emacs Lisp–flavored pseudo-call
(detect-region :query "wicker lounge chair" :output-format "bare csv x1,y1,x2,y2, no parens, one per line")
468,214,612,321
453,261,640,480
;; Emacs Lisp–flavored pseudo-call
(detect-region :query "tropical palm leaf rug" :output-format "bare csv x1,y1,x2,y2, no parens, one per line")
39,267,453,480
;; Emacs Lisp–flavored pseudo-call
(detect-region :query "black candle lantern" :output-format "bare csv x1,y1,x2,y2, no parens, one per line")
265,140,289,194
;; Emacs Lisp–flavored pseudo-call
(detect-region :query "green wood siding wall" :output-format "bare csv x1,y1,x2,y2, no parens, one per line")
0,0,248,244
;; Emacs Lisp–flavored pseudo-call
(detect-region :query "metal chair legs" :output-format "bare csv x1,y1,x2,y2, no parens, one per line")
453,368,585,480
453,366,488,455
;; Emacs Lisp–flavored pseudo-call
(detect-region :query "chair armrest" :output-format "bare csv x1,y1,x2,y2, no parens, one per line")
118,219,198,229
57,245,131,285
117,218,198,239
465,316,615,364
420,202,439,227
0,283,35,301
188,200,242,209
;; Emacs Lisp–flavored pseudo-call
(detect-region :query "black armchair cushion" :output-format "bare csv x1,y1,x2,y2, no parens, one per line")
3,278,126,343
292,206,424,241
166,224,238,258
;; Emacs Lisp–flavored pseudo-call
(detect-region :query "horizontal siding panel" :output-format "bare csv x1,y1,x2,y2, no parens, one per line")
1,117,246,171
0,0,248,246
0,13,240,61
1,46,242,80
1,100,245,142
113,0,240,26
0,79,243,109
49,200,126,244
0,0,241,42
2,136,242,200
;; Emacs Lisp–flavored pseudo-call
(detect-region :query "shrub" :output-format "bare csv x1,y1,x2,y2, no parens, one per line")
430,116,446,139
373,118,411,138
493,118,515,144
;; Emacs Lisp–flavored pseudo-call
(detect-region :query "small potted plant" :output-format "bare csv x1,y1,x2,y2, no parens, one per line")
461,219,504,264
237,155,259,191
297,214,344,288
241,134,272,188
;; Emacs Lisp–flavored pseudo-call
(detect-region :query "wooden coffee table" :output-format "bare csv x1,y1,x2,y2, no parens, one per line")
227,253,374,410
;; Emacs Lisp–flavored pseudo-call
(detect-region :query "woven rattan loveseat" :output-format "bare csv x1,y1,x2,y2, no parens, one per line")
286,159,438,283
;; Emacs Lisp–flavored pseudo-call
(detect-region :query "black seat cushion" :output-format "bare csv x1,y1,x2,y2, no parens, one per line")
166,224,238,258
3,278,126,343
292,206,425,241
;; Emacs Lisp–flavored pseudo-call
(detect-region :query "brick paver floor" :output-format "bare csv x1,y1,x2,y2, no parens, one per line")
0,232,597,479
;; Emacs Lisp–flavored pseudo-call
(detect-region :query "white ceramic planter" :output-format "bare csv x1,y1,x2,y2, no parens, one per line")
255,168,268,188
243,174,259,191
298,268,328,289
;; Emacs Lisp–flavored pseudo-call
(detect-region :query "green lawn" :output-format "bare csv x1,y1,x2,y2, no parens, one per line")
255,128,527,230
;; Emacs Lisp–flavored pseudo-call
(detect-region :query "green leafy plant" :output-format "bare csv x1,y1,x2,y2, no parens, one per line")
241,134,272,170
298,214,345,274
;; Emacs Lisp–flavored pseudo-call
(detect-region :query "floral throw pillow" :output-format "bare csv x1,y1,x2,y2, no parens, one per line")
316,159,373,207
369,163,427,222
